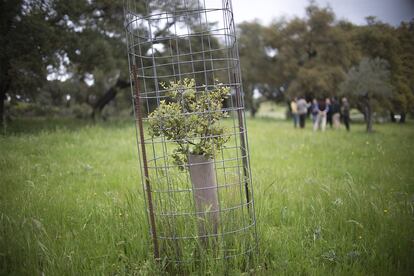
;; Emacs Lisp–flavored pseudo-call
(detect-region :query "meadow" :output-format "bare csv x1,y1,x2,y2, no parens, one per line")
1,118,413,275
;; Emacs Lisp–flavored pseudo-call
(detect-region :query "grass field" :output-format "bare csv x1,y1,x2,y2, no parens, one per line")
1,118,413,275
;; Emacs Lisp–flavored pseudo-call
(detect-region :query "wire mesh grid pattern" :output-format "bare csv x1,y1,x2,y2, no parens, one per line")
124,0,258,262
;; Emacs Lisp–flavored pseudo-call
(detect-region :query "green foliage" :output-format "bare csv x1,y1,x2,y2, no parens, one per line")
0,0,61,99
9,102,60,117
3,1,413,123
238,21,270,115
238,3,359,103
238,2,413,120
340,57,394,131
283,5,353,99
0,0,226,124
352,18,414,115
148,79,230,169
69,103,93,119
394,21,414,113
340,58,393,104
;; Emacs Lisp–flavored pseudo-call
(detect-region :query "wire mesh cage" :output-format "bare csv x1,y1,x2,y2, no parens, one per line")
124,0,258,263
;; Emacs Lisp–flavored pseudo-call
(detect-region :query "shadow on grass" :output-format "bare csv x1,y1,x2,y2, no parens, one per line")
2,116,134,136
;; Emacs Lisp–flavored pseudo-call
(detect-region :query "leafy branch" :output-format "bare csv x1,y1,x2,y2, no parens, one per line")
148,78,230,169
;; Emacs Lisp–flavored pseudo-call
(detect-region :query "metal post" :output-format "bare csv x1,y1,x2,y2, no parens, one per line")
132,63,160,260
234,74,251,210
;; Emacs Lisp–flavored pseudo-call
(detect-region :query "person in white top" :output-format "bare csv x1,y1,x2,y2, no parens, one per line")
297,97,309,128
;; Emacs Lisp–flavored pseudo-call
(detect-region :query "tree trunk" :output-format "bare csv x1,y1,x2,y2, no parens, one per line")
365,102,373,132
390,111,396,122
250,106,257,118
91,79,130,119
400,112,406,123
0,78,9,128
0,90,4,128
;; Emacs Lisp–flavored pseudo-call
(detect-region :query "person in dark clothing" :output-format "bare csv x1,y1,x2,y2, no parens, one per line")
341,97,350,131
326,98,332,128
331,98,341,129
290,97,298,128
313,98,329,131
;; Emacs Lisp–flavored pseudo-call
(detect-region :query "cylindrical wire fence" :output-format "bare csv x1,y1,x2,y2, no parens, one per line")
124,0,258,262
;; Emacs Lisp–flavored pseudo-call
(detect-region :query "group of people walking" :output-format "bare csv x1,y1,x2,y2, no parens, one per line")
290,97,350,131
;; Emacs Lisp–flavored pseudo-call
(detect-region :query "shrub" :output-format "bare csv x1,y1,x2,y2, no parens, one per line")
148,78,230,169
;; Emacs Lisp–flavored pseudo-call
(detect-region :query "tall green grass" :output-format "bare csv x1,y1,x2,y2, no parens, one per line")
1,118,413,275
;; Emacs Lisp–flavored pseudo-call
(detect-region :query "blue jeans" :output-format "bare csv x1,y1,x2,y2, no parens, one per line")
293,113,299,128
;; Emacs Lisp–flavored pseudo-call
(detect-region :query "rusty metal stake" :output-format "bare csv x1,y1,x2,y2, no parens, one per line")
234,74,251,210
132,64,160,260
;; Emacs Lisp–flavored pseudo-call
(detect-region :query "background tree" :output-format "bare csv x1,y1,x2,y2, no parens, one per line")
353,17,414,122
1,1,413,124
340,57,394,132
1,0,210,122
395,20,414,122
51,0,136,119
238,21,270,117
240,2,412,123
54,0,219,119
243,2,359,108
0,0,62,125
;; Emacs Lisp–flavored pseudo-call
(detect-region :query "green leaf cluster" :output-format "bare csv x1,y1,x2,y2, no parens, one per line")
148,79,230,169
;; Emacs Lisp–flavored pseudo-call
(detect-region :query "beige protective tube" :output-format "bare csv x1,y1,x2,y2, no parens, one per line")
188,154,219,240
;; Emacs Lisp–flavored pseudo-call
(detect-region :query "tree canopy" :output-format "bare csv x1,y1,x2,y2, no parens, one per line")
340,57,393,131
237,4,413,118
1,1,413,123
